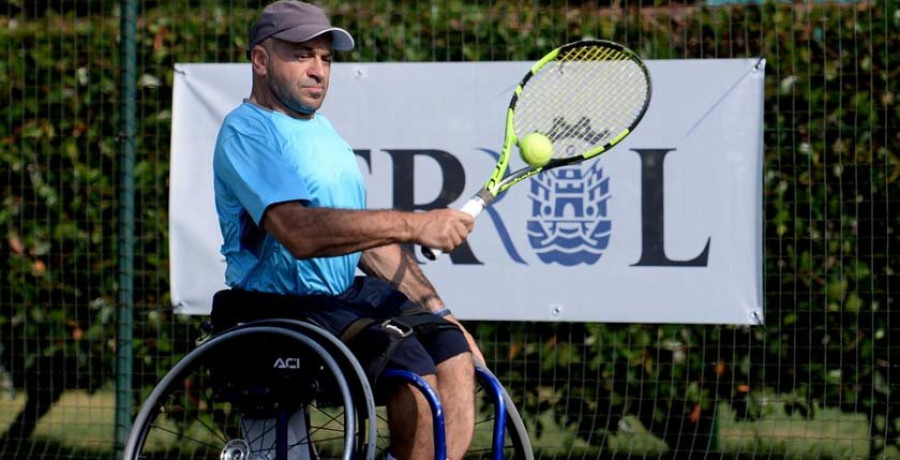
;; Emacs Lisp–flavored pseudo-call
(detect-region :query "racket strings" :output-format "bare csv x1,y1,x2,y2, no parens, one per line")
513,45,650,160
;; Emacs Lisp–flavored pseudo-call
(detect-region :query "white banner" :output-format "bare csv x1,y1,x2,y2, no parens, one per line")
170,59,765,324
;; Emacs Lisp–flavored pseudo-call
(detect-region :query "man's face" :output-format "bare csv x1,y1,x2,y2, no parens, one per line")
263,34,333,117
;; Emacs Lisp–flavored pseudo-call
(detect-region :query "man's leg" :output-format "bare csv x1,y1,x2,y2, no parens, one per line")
387,375,439,459
385,354,474,460
241,411,311,460
435,352,475,460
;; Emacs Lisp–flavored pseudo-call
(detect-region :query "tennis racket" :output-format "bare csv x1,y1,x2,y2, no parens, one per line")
423,39,652,260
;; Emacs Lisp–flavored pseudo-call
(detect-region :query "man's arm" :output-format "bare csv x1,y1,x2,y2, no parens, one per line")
358,243,442,311
359,244,486,363
264,200,484,361
261,201,474,259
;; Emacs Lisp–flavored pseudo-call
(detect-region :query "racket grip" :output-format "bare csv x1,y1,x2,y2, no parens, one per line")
421,196,487,261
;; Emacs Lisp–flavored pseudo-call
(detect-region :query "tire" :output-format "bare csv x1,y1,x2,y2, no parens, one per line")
124,326,367,460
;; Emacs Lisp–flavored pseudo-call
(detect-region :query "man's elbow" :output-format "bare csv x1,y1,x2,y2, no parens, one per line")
286,240,318,260
261,205,320,259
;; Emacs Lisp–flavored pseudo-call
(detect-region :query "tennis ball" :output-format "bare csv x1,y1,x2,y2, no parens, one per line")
519,132,554,167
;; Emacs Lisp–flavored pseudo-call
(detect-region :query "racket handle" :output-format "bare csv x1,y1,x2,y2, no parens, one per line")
421,196,487,260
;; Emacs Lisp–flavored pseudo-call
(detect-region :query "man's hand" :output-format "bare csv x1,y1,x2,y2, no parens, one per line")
412,209,475,252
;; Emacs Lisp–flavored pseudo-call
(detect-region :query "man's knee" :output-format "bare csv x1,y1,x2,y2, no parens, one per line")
436,351,475,380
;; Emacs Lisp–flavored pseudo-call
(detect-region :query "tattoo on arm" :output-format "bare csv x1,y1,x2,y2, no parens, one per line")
360,245,442,310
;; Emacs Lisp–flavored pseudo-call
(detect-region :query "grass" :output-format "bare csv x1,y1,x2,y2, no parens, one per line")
1,390,898,459
718,403,899,460
0,390,116,459
523,402,900,459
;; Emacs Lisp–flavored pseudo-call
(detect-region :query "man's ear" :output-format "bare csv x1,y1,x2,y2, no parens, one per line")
250,45,268,76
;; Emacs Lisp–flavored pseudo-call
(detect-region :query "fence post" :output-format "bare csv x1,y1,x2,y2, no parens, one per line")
114,0,137,457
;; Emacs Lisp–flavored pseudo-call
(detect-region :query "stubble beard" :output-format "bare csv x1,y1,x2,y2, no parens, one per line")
267,73,322,116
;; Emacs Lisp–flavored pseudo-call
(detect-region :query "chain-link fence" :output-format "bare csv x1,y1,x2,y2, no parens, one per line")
1,0,898,458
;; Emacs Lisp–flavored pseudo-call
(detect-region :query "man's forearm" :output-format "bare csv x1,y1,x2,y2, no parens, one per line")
361,243,484,362
263,202,415,258
262,201,474,260
359,244,444,311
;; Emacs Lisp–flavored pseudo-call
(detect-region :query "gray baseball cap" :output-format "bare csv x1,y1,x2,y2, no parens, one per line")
248,1,355,53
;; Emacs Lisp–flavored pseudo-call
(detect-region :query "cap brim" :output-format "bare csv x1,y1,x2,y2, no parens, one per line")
272,25,355,51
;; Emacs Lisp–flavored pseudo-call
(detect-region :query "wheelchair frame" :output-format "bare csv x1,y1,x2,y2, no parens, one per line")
124,318,533,459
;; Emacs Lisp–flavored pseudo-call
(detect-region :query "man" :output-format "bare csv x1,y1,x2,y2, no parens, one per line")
212,1,481,458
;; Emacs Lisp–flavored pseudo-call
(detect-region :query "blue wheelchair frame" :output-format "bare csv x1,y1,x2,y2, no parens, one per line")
380,366,509,460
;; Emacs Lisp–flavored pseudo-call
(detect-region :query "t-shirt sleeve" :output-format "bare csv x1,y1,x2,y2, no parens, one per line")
214,131,310,225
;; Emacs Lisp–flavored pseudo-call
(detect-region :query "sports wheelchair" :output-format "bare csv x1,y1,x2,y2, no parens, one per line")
123,298,533,459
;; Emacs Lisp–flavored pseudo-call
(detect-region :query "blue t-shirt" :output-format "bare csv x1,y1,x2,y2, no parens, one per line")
213,102,364,296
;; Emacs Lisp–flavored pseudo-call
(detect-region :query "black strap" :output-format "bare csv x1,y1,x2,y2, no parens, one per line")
339,317,377,343
340,309,459,384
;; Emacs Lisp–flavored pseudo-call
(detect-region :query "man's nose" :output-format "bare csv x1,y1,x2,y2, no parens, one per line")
308,57,326,79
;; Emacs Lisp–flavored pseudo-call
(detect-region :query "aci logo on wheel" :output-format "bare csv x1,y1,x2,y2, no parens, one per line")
273,357,302,369
526,161,611,266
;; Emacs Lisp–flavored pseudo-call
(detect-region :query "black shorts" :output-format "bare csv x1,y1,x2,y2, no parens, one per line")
210,277,470,377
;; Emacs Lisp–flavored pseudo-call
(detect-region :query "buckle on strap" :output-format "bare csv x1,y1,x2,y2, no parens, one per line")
381,319,414,338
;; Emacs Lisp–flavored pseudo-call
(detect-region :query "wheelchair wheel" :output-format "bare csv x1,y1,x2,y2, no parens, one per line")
124,326,369,460
468,365,534,459
246,319,379,459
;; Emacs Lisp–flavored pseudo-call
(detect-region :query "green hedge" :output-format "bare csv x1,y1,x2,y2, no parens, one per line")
1,0,898,457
